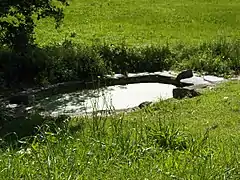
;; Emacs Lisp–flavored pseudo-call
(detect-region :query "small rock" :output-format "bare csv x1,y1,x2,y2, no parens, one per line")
173,87,200,99
138,101,152,109
176,70,193,82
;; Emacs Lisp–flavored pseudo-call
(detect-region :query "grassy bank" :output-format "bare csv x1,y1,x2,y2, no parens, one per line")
35,0,240,46
1,81,240,179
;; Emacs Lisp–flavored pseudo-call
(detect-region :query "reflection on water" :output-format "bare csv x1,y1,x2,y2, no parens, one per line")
37,83,176,116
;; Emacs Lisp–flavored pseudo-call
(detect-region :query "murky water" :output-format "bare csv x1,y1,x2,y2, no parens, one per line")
38,83,176,116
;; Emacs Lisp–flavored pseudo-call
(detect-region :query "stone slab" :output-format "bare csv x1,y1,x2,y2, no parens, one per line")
180,76,212,86
203,75,226,83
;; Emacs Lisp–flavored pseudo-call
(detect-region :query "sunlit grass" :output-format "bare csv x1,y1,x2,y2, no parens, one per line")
34,0,240,46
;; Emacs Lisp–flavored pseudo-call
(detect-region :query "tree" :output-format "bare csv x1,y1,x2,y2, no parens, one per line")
0,0,69,53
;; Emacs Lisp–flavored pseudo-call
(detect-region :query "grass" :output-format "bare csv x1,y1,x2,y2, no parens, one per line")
1,2,240,177
1,1,240,179
35,0,240,46
1,81,240,179
1,0,240,179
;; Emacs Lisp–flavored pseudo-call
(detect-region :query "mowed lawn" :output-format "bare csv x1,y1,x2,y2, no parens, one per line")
35,0,240,46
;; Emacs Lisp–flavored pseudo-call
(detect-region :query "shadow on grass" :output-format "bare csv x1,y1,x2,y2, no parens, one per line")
0,109,71,148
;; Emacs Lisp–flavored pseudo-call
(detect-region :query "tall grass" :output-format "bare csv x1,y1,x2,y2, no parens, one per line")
0,113,227,179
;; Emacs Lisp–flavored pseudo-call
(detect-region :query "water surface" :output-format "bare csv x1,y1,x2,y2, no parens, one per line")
38,83,175,116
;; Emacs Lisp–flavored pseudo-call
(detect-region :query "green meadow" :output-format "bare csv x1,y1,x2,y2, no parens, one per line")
1,0,240,179
35,0,240,46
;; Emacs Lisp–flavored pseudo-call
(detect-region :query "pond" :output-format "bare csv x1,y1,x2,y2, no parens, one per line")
37,83,176,116
5,70,228,117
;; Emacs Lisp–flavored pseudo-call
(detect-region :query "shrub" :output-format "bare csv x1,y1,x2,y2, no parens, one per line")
0,39,239,88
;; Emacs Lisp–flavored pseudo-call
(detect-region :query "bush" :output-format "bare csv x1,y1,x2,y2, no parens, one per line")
0,39,239,88
97,43,174,73
36,41,109,85
0,41,109,87
174,39,240,75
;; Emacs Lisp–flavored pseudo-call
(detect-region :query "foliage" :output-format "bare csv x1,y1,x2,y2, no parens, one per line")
0,39,239,88
0,0,69,52
97,43,174,74
174,39,240,75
